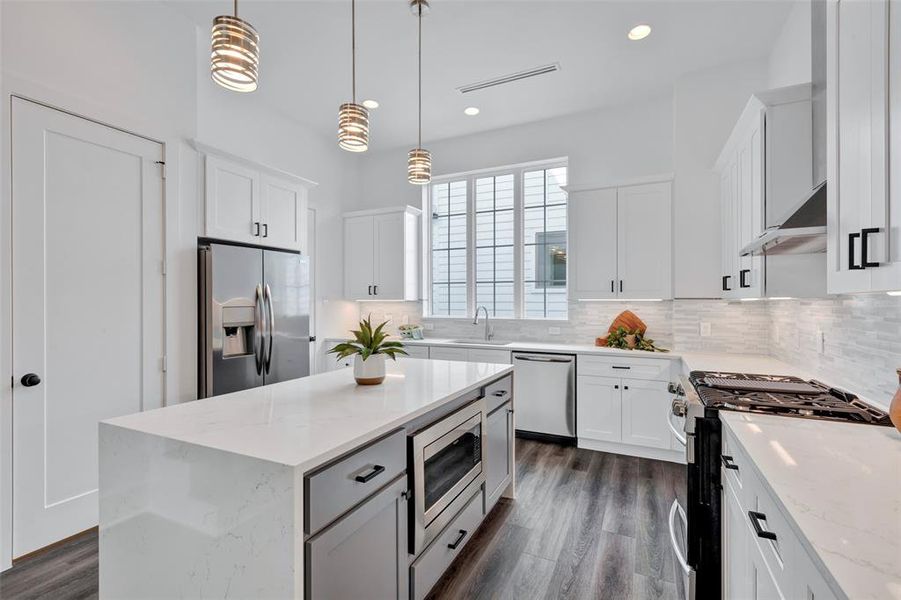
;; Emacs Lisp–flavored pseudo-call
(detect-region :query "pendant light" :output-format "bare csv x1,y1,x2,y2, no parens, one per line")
408,0,431,185
338,0,369,152
211,0,260,93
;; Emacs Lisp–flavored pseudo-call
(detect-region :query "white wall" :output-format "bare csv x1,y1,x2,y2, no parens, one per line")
352,94,675,212
672,59,769,298
0,0,359,569
767,0,812,88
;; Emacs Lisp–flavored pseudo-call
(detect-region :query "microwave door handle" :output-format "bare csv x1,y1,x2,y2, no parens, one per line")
264,284,275,374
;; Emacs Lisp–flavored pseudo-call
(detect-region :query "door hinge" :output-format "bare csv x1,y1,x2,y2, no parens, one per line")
155,160,166,179
160,356,168,372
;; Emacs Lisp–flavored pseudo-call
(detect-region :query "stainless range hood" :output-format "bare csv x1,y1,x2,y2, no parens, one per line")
740,182,826,256
741,0,827,258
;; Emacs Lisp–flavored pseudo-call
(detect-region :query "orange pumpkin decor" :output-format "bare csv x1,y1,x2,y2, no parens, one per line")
595,310,648,347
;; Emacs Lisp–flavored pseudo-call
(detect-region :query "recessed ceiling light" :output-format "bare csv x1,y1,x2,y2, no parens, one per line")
464,107,480,116
628,24,652,41
362,99,379,109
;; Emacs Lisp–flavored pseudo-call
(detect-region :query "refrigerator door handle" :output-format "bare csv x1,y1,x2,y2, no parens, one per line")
254,284,265,376
264,283,275,374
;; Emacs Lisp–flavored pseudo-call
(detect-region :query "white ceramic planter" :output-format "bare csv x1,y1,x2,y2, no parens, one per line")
353,353,386,385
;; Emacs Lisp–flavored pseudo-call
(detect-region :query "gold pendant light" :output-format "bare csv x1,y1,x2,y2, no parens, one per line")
338,0,369,152
211,0,260,93
408,0,431,185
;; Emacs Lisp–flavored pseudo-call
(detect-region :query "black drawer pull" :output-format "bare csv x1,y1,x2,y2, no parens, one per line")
354,464,385,483
862,227,881,268
612,365,631,370
721,455,739,470
849,232,863,270
447,529,468,550
748,511,777,541
493,390,508,397
722,275,732,291
739,269,751,288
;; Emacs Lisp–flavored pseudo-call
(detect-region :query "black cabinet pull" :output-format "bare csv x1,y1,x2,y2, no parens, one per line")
612,365,631,370
263,223,269,238
748,511,777,541
739,269,751,288
862,228,881,268
20,373,41,387
610,280,614,293
849,232,863,270
447,529,468,550
367,285,372,296
619,280,623,293
373,285,378,295
354,464,385,483
623,385,629,390
493,390,508,397
253,221,261,236
614,384,619,389
722,275,732,292
721,455,739,470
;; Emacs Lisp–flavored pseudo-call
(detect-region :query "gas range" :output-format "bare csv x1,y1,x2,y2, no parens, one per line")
688,370,892,426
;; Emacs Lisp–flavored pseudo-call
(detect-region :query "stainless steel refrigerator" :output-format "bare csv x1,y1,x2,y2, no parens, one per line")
198,242,310,398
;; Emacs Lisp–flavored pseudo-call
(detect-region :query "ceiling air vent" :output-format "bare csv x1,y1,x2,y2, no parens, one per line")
456,63,561,94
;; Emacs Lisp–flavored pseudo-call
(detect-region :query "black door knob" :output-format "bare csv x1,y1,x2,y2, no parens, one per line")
21,373,41,387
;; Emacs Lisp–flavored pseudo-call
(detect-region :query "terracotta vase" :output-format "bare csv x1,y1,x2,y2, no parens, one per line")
890,368,901,433
354,354,386,385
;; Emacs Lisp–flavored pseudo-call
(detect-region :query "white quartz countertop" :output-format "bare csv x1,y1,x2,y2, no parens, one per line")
103,359,512,470
678,352,816,379
324,336,681,360
722,412,901,600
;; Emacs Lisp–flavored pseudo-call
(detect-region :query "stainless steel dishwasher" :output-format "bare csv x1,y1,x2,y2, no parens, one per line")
511,352,576,443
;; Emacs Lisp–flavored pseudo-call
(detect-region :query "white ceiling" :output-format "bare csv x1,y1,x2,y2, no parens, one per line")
171,0,796,149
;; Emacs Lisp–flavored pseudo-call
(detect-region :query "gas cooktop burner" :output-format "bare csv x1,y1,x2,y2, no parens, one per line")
688,370,893,426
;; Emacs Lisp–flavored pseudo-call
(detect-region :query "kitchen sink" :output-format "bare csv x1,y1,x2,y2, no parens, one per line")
448,339,513,346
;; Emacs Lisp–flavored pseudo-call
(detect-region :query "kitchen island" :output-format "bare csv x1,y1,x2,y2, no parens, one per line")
99,358,514,599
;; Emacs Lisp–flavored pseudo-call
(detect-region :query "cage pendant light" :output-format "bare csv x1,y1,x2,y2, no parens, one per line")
211,0,260,93
408,0,431,184
338,0,370,152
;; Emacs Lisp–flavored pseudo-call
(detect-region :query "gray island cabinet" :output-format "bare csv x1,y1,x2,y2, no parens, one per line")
99,359,514,599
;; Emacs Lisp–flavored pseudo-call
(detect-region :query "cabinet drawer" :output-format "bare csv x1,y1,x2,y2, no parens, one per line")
305,429,406,535
429,346,469,362
721,427,748,506
411,487,484,600
485,375,513,413
577,354,671,380
402,345,431,359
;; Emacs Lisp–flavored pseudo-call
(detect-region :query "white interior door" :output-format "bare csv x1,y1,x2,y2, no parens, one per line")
11,98,165,557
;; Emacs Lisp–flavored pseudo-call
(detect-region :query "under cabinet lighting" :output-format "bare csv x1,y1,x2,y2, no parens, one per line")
767,297,795,301
887,291,901,296
577,298,664,302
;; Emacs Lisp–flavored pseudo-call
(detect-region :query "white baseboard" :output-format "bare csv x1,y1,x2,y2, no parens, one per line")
578,438,686,464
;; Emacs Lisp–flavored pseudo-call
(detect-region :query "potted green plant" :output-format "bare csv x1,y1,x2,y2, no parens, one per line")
328,316,408,385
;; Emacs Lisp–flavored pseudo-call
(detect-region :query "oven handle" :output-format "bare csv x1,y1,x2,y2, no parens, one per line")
668,499,690,575
667,406,687,447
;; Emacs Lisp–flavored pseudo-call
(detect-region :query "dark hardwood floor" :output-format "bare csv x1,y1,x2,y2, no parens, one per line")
426,439,687,600
0,439,685,600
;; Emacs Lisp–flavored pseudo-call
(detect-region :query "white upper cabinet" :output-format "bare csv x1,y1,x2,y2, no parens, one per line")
204,151,313,252
344,206,421,301
569,181,673,300
569,187,618,299
617,183,673,299
827,0,901,293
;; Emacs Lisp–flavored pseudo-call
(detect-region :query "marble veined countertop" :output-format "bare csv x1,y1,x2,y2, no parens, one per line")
722,412,901,599
103,359,512,469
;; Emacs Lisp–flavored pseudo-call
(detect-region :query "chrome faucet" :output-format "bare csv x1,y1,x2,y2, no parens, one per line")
473,306,492,341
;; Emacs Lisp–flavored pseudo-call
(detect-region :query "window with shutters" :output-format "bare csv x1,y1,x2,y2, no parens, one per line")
424,160,567,319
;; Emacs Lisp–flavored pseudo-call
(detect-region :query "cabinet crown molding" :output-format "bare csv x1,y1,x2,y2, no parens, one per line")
562,173,673,193
343,205,422,219
191,139,319,188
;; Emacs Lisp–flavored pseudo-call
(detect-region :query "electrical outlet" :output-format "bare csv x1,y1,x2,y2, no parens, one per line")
548,326,561,335
699,322,712,337
424,322,434,331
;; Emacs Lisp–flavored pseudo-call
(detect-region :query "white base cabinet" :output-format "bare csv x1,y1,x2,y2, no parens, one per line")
484,400,514,511
344,206,421,301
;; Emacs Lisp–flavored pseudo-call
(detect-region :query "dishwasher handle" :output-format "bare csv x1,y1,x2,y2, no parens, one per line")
514,355,574,363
